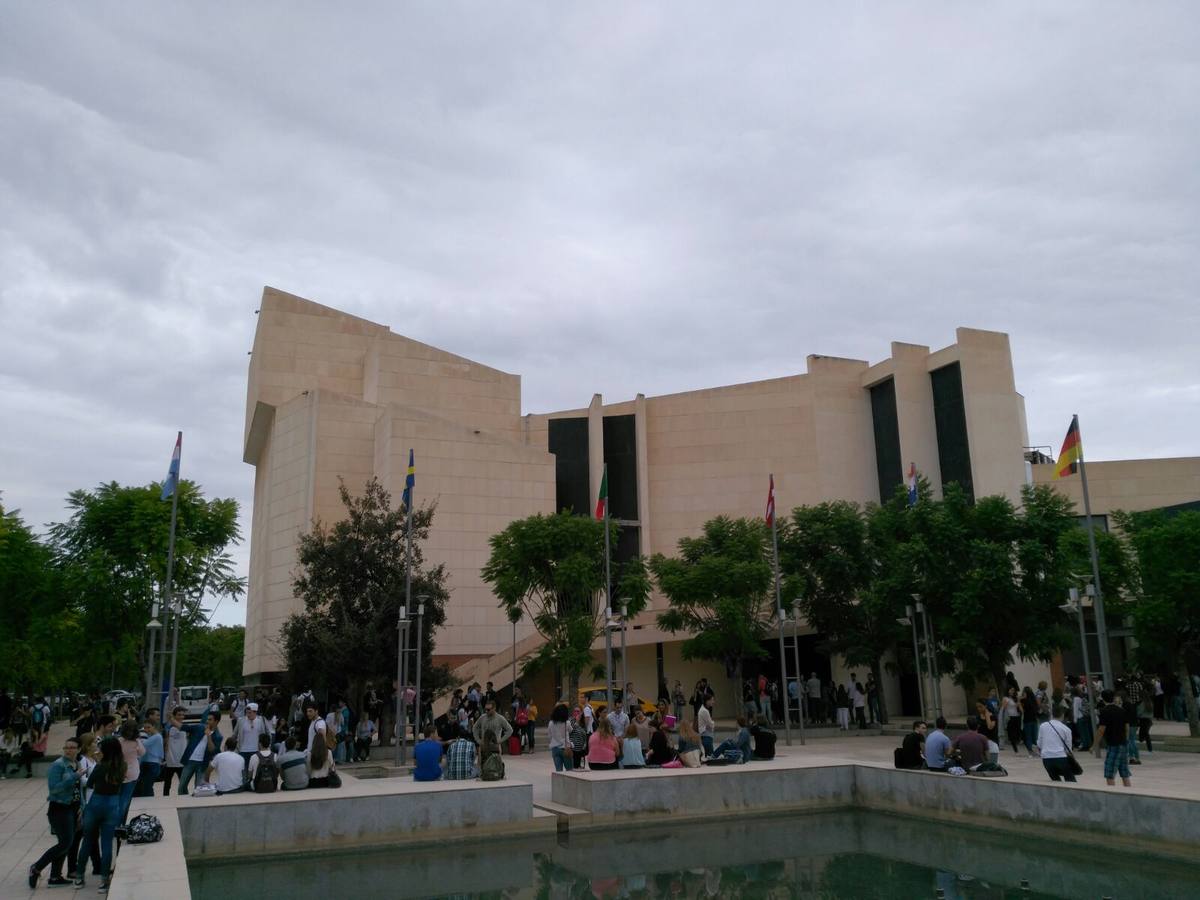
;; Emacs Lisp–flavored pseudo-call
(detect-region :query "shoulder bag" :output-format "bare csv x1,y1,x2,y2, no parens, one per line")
1052,722,1083,776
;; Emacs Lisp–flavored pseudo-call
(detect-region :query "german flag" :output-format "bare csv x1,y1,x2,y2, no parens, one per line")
1054,417,1082,479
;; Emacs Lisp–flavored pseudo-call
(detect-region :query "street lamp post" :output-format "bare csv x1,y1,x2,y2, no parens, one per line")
604,607,615,710
144,601,162,713
511,616,517,703
166,592,183,712
914,599,942,719
620,603,629,716
900,606,927,720
791,602,806,745
775,607,793,746
1062,587,1100,747
395,605,410,766
414,597,427,737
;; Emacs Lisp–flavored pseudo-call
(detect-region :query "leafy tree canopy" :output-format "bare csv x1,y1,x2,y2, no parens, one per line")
651,516,775,686
482,511,649,697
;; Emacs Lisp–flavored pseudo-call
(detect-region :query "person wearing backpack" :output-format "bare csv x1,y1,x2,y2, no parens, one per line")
247,733,279,793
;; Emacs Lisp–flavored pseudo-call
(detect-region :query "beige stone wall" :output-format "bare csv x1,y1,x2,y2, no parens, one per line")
1034,456,1200,516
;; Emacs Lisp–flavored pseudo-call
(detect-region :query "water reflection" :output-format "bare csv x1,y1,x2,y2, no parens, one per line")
189,809,1195,900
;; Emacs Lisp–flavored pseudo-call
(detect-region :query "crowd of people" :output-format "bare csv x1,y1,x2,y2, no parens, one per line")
893,670,1197,789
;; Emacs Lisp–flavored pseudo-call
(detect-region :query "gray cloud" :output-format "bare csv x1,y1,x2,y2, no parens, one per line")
2,3,1198,625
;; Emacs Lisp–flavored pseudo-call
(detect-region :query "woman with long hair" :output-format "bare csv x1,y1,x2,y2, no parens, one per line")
1020,687,1040,756
308,729,332,787
586,716,621,771
1001,688,1022,754
68,733,102,881
74,737,126,891
546,703,573,772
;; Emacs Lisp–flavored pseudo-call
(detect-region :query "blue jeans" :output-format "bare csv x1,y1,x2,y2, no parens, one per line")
1022,720,1038,752
77,794,121,879
178,760,206,794
701,735,714,757
1126,733,1140,761
135,762,161,798
118,780,136,824
1075,718,1093,751
551,746,574,772
712,739,746,763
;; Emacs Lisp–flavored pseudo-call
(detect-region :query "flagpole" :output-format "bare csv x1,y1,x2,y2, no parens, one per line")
397,450,414,765
1074,414,1113,690
769,474,792,747
602,465,614,712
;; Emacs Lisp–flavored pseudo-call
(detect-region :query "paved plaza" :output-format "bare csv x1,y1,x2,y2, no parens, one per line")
3,720,1198,898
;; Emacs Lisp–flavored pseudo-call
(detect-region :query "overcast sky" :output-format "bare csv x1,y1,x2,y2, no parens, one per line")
2,4,1197,627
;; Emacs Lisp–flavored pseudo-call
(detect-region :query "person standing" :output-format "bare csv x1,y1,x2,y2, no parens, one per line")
1096,689,1133,787
28,735,82,889
1137,693,1155,755
73,737,125,892
866,675,880,725
1152,677,1165,720
606,703,630,741
835,685,850,731
116,720,145,823
230,689,249,735
697,696,716,758
1001,688,1022,754
1072,688,1093,751
547,703,573,772
178,712,222,795
807,673,823,724
1038,708,1078,783
853,680,868,729
472,701,513,752
1019,688,1040,757
161,707,189,796
134,718,163,797
672,681,685,724
235,703,269,767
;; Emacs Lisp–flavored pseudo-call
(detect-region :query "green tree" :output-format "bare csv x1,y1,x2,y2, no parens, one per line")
0,501,86,692
482,512,650,700
175,625,246,688
1115,509,1200,736
280,477,450,742
780,493,911,724
48,481,244,689
651,516,776,705
909,484,1077,700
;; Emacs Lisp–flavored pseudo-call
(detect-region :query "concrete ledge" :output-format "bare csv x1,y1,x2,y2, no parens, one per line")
108,808,190,900
551,763,854,822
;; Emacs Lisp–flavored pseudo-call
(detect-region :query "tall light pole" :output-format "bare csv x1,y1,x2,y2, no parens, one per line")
143,601,162,713
511,614,518,705
167,591,183,712
900,606,927,720
775,608,793,746
791,601,806,745
620,603,629,715
604,606,615,711
414,596,427,737
914,598,942,719
395,604,410,766
1062,587,1100,747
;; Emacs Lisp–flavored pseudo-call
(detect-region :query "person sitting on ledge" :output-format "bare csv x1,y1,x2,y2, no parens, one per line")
644,718,675,765
278,737,309,790
750,718,777,760
924,718,951,773
586,717,621,770
950,716,990,770
413,725,444,781
620,723,645,769
710,716,753,763
207,737,247,795
895,721,927,769
445,727,477,780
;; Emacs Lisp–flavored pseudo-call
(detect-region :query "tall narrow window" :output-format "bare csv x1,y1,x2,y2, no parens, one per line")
930,363,974,502
547,417,590,516
869,378,903,503
603,414,638,521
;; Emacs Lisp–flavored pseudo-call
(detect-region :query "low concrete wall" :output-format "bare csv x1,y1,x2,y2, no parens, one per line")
551,763,854,822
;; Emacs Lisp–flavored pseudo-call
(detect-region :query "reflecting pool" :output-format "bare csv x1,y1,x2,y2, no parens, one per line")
189,809,1197,899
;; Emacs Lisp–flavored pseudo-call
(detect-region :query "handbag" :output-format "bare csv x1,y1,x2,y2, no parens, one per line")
1052,721,1083,776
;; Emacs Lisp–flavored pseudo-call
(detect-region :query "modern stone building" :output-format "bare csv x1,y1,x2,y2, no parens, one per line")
241,287,1197,717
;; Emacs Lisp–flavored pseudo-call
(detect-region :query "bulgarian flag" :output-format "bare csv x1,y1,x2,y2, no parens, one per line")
1054,417,1082,479
595,465,608,519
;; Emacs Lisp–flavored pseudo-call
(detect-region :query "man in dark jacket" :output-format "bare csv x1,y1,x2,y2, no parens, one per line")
177,712,223,795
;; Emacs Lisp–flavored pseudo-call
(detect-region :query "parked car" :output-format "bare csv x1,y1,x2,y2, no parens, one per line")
178,685,213,719
577,686,658,716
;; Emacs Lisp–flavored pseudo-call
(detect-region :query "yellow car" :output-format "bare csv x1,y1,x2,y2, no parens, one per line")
577,686,659,716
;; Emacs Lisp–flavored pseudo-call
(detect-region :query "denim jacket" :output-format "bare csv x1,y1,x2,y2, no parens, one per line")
183,723,223,767
46,756,81,805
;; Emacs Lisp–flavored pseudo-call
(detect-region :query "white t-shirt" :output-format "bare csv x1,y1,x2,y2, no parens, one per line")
188,730,213,764
165,724,190,768
236,716,268,753
1038,720,1073,759
582,705,594,733
209,750,247,793
306,717,327,758
697,706,715,737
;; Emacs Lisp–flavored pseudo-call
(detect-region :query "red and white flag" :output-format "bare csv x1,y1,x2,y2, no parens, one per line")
765,474,776,527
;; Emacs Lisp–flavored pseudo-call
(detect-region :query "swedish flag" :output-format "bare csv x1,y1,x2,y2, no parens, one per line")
402,449,415,509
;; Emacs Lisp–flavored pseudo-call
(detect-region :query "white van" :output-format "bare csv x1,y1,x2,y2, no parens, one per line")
178,685,212,719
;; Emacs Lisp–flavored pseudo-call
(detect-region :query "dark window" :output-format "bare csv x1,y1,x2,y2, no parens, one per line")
1072,515,1109,532
603,415,639,521
930,362,974,502
547,417,590,516
611,525,641,600
869,378,903,504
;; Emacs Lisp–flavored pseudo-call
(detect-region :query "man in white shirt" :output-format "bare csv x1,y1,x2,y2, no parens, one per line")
607,705,630,739
581,703,595,734
207,737,248,795
305,702,327,758
235,703,269,766
806,674,823,723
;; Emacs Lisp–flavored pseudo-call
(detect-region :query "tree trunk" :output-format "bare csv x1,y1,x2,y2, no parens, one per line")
568,669,581,708
871,659,888,725
1178,662,1200,739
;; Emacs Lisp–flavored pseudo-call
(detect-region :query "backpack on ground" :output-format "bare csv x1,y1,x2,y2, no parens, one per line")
126,814,164,844
481,752,505,781
252,753,279,793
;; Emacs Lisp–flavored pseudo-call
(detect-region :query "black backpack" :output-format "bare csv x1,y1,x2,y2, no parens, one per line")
252,752,279,793
127,814,164,844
